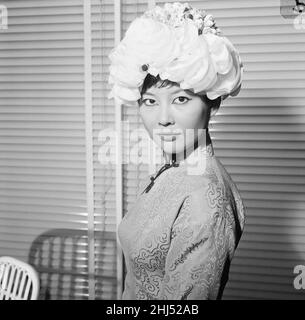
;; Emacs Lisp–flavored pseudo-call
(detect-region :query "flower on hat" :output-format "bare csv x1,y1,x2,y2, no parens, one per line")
108,2,243,106
159,21,218,91
108,16,181,105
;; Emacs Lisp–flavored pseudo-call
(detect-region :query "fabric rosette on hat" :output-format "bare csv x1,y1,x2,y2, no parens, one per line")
108,2,243,106
108,17,181,106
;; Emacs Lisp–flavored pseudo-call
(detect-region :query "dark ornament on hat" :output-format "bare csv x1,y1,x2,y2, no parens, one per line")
141,64,149,72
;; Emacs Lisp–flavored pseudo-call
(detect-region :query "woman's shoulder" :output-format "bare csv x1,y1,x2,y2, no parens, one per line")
185,155,242,199
181,155,246,230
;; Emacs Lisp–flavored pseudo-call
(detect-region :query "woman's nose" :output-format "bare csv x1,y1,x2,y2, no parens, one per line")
158,104,175,126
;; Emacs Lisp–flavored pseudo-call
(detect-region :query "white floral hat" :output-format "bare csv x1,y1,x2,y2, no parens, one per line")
108,2,243,106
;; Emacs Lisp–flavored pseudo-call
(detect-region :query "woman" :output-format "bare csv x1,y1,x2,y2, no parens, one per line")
108,2,245,300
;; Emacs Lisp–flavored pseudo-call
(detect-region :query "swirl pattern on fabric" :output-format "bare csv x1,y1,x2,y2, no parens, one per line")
118,142,245,300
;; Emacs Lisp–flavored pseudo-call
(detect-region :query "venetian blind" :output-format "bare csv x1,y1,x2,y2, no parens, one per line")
0,0,117,300
91,0,118,300
156,0,305,300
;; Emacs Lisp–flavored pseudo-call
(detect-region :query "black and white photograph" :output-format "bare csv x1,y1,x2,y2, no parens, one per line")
0,0,305,304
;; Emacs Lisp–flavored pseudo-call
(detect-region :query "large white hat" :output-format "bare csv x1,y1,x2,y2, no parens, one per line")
108,2,243,106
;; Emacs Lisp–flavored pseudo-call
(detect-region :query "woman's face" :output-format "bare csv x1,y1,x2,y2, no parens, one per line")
139,83,211,161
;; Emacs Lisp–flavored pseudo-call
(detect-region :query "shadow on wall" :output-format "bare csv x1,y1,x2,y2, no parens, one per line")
223,97,305,299
28,229,117,300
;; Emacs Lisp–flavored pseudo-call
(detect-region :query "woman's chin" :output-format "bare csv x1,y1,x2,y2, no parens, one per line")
158,142,184,156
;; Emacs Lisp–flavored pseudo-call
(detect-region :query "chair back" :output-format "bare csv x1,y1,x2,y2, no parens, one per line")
0,256,39,300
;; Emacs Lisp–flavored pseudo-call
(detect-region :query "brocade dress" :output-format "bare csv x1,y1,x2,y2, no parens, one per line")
118,132,246,300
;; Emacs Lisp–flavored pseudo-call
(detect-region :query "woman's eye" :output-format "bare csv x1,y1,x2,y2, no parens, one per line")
142,98,157,106
173,96,190,104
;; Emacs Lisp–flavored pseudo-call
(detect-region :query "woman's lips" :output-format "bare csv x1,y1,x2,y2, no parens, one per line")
155,131,182,141
161,137,175,141
160,134,180,141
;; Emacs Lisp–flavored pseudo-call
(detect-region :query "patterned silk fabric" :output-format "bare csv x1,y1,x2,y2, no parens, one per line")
118,136,246,300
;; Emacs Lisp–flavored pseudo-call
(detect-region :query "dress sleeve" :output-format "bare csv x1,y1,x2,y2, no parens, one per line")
160,185,236,300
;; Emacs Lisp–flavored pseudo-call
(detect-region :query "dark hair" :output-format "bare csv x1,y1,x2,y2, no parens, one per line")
140,74,177,94
139,74,221,112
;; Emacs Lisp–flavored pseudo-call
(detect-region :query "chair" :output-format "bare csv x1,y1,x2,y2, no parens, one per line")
29,229,117,300
0,256,39,300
